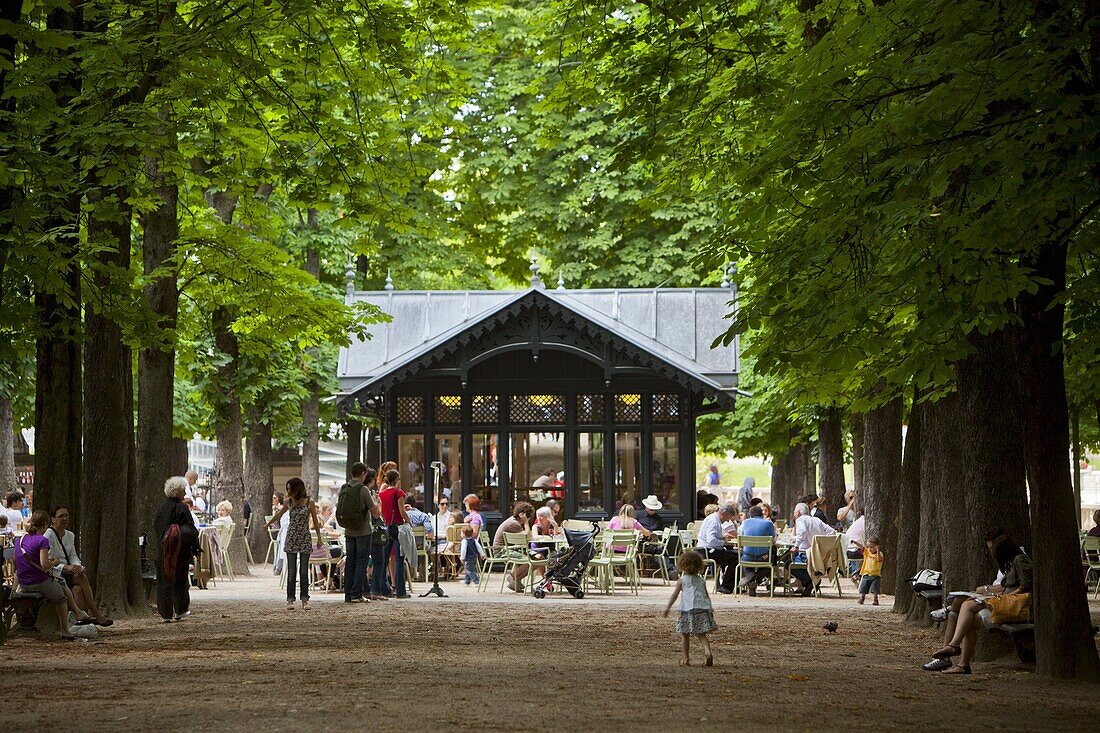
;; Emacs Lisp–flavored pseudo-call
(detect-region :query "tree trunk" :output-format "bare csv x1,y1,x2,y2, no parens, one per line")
1017,238,1100,681
301,229,321,499
0,396,14,496
850,412,864,498
213,306,250,576
895,389,921,614
861,394,903,595
245,417,273,563
0,0,18,318
171,438,189,476
345,419,362,480
910,394,943,626
817,409,846,515
1072,410,1082,529
81,190,142,616
365,423,382,468
135,118,179,576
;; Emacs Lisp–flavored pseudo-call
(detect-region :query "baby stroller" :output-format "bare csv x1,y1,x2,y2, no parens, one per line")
532,523,599,599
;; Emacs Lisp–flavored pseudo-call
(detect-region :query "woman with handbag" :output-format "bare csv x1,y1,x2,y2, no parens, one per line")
930,535,1032,675
14,510,93,639
156,476,203,622
378,468,411,599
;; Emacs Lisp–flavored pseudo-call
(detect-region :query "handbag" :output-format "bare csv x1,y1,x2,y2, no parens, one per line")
372,522,389,547
984,592,1030,624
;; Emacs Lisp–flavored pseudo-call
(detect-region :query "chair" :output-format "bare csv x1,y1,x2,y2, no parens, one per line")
605,530,641,594
807,534,844,597
563,519,594,531
476,530,509,592
734,535,777,596
410,525,430,580
242,514,255,565
1082,537,1100,598
499,531,547,594
263,515,278,565
214,523,235,581
774,519,787,532
643,523,677,585
443,523,470,580
676,530,719,591
309,551,340,592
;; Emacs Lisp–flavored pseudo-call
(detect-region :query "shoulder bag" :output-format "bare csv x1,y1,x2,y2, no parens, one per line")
984,592,1030,624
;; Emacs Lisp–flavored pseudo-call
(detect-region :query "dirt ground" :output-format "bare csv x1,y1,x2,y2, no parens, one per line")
5,571,1100,732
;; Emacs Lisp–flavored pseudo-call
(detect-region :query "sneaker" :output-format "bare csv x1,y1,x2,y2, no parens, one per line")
174,611,191,621
857,596,865,605
505,574,516,591
922,658,953,672
931,607,949,622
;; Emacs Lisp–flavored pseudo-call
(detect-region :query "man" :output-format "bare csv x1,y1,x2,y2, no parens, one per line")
544,499,563,528
192,487,208,514
637,495,679,579
705,464,721,488
791,502,837,596
695,504,739,594
737,477,755,516
493,501,534,592
532,469,556,489
184,470,199,501
3,492,25,529
338,463,380,603
846,513,866,583
738,505,776,596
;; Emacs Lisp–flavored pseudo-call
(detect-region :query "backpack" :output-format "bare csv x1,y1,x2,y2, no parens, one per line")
908,568,943,593
336,481,365,529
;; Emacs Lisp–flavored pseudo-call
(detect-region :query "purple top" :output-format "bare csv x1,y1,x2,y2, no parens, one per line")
14,533,51,585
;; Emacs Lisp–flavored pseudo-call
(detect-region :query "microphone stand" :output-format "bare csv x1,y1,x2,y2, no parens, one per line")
420,461,447,598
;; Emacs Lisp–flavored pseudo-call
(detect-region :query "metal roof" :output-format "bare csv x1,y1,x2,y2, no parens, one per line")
337,287,739,401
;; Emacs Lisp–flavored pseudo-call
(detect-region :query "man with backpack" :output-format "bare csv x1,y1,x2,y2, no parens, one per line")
337,463,380,604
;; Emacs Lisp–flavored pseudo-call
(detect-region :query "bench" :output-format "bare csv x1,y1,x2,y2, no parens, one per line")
1,584,47,642
989,622,1035,664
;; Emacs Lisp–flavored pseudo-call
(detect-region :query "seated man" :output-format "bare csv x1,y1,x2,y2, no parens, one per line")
846,514,866,582
493,502,534,592
45,504,113,626
636,495,679,579
737,505,775,596
695,504,738,594
3,491,26,530
791,502,837,596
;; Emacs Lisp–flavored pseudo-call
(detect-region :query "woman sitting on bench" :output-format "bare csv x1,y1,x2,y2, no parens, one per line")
929,535,1032,675
14,510,94,640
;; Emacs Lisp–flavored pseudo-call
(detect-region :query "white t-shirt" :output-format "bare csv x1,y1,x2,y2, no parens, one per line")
846,515,866,553
193,495,208,513
3,507,24,530
794,514,836,552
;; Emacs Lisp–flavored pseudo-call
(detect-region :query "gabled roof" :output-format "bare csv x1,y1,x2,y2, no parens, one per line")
337,286,739,405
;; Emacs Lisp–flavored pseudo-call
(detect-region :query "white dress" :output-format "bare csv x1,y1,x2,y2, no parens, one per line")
676,574,718,634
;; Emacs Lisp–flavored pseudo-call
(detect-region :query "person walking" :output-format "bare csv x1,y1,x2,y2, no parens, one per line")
857,537,885,606
460,526,485,585
155,476,202,622
662,550,717,667
337,464,380,604
266,478,324,610
378,468,411,598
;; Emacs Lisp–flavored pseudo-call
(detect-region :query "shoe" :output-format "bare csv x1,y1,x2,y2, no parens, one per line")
922,658,953,672
872,598,880,606
748,586,757,597
163,618,174,624
369,594,388,601
174,611,190,621
301,600,311,610
94,617,114,627
857,596,865,605
667,569,680,580
505,574,516,591
395,594,411,599
74,618,96,626
464,579,471,585
930,607,949,623
799,585,814,597
344,598,366,604
716,587,733,595
287,602,295,610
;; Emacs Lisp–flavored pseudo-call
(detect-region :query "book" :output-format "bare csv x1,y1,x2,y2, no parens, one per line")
946,591,991,602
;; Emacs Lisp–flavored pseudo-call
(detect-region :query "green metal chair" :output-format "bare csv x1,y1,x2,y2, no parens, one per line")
734,534,777,597
1082,536,1100,599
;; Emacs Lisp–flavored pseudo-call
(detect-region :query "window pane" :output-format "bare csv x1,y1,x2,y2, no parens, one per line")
509,394,566,424
433,434,462,506
614,432,641,511
651,394,680,423
578,432,605,514
577,394,605,423
615,394,642,423
471,394,499,423
396,396,424,425
510,432,565,510
434,395,462,425
398,435,425,503
652,432,679,512
471,434,500,513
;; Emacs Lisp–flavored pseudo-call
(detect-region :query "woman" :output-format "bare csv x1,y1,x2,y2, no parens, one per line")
463,494,484,538
45,504,112,626
266,478,324,610
212,500,234,526
155,476,202,622
1088,509,1100,538
608,503,651,553
931,535,1032,675
379,469,411,599
530,506,562,558
14,510,94,639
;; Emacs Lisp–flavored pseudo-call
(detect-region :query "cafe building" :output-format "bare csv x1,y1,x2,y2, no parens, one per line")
335,268,739,528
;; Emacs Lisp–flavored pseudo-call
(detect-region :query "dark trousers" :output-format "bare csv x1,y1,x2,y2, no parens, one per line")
369,541,389,596
156,553,191,620
703,547,738,591
385,535,407,596
344,534,370,601
285,550,310,602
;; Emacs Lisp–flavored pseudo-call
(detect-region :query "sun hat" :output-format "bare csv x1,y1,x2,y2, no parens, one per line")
642,495,662,511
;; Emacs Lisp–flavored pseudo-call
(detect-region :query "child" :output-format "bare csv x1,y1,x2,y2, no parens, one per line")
662,550,717,666
266,477,325,610
460,526,485,585
0,514,11,537
858,537,885,606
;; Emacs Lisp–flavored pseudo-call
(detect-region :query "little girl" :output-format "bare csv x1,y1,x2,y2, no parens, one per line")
663,550,717,666
857,537,885,606
266,477,324,610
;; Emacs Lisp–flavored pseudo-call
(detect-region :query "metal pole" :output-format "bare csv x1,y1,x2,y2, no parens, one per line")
420,460,447,598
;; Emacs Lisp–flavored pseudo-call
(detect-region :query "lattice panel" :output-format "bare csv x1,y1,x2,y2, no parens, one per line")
509,394,566,424
615,394,643,423
434,395,463,425
651,393,680,423
576,394,605,424
396,395,424,425
471,395,499,423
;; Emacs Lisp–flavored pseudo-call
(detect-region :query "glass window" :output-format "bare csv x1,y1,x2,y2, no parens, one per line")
652,432,679,512
510,431,565,511
615,394,643,423
434,395,462,425
651,394,680,423
578,432,605,514
471,433,500,513
398,435,425,504
577,394,605,423
614,432,641,512
471,394,499,423
433,434,462,506
509,394,566,424
396,396,424,425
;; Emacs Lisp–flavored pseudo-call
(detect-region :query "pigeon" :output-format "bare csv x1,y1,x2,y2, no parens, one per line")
822,621,839,634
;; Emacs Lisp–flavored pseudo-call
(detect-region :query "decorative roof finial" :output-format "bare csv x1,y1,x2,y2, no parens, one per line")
557,270,565,290
530,258,543,289
345,260,356,299
384,269,394,291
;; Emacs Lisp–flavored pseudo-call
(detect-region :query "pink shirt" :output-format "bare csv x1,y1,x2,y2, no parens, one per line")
607,516,640,551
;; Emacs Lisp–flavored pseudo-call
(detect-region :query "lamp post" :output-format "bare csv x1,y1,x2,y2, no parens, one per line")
419,460,447,598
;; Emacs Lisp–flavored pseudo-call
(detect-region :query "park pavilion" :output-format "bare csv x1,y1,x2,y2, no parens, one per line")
335,268,739,529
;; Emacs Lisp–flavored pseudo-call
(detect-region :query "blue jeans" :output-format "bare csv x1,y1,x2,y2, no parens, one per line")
285,550,310,602
791,551,811,588
369,541,389,596
384,534,407,596
859,575,881,595
464,560,479,585
344,534,370,601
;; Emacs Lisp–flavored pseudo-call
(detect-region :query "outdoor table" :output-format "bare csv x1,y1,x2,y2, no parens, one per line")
194,526,220,589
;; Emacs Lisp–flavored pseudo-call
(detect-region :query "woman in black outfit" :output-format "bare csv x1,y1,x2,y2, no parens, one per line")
155,476,202,622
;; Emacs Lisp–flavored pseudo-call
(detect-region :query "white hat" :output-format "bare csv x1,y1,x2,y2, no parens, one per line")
642,495,663,511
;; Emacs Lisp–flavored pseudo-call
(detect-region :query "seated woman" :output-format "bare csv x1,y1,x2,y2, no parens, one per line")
14,510,94,639
929,534,1032,675
45,504,112,626
212,500,234,526
530,506,562,558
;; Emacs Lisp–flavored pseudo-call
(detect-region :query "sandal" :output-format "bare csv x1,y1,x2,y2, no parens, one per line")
74,618,96,626
942,665,971,675
59,634,77,641
705,655,714,667
931,644,960,660
287,602,295,610
94,617,114,627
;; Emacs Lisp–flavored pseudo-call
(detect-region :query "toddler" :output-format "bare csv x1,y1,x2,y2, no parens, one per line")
0,515,10,537
858,537,885,606
460,526,485,585
662,550,717,666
